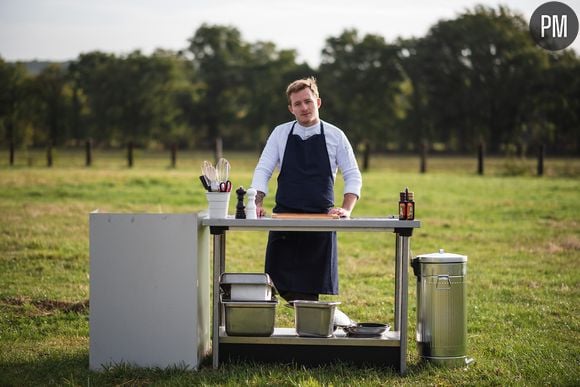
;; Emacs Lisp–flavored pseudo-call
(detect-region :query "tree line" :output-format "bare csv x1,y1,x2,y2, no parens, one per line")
1,5,579,157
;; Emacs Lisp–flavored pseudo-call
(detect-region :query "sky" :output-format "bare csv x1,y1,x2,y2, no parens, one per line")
1,0,579,67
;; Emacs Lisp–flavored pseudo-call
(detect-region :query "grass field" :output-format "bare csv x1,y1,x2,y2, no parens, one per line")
0,150,578,386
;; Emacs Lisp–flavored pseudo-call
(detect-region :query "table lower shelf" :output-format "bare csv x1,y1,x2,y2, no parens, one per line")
220,327,400,345
218,327,402,368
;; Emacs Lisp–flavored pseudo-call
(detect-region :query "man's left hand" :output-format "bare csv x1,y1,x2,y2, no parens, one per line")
328,207,351,218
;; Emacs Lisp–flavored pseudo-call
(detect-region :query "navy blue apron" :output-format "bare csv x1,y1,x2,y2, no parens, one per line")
265,121,338,295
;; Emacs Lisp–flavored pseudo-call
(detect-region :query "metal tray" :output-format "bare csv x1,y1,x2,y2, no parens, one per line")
293,301,341,338
219,273,276,301
222,298,278,337
219,272,273,285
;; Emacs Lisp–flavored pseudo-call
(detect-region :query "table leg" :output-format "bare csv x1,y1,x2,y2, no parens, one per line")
394,235,402,331
212,232,226,369
399,234,410,375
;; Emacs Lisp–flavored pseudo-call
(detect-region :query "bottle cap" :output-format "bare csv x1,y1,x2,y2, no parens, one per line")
407,192,414,200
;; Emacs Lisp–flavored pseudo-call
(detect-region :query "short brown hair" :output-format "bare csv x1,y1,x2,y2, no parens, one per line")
286,76,319,103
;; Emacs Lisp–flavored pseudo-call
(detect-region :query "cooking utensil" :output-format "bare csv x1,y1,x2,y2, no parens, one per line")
199,175,212,192
202,160,218,191
344,322,390,337
202,160,216,181
201,161,211,180
219,180,232,192
216,158,230,182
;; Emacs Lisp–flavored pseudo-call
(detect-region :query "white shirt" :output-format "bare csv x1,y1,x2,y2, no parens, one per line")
251,120,362,198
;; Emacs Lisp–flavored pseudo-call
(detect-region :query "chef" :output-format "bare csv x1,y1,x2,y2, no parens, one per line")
251,77,362,303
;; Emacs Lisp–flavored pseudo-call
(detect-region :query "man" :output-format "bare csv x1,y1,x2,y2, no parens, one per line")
251,77,362,303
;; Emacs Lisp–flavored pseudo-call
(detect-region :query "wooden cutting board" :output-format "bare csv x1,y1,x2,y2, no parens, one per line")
271,213,340,219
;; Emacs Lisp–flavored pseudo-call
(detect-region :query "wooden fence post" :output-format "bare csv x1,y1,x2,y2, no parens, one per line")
9,141,14,166
537,144,545,176
85,139,92,167
477,142,485,175
420,141,427,173
127,141,134,168
170,144,177,168
47,144,53,167
516,142,524,158
362,140,370,172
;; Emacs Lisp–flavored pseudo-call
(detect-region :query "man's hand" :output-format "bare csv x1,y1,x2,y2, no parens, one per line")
256,205,267,218
328,193,358,218
328,207,350,218
255,191,266,217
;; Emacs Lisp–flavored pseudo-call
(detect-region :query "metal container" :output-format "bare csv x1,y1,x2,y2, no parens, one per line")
412,249,471,367
222,299,278,336
293,301,340,337
219,273,275,301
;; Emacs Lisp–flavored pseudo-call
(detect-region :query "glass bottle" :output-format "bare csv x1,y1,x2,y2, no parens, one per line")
399,191,408,220
406,191,415,220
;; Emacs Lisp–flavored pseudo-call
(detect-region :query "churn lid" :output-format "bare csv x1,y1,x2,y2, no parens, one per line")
415,248,467,263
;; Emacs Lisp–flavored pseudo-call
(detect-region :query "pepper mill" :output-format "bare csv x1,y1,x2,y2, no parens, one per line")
235,186,246,219
245,187,257,219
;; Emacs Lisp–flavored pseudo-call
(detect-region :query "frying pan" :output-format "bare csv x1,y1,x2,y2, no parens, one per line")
343,322,390,337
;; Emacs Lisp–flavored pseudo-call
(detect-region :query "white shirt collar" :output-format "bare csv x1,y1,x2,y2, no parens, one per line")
294,121,321,137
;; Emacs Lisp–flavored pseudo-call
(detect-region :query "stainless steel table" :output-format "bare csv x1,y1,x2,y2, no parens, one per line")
201,216,420,374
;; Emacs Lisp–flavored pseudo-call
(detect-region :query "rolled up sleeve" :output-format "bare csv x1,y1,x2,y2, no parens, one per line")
337,133,362,198
251,130,281,196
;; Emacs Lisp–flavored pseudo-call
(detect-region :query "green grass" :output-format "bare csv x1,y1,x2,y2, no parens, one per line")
0,151,579,386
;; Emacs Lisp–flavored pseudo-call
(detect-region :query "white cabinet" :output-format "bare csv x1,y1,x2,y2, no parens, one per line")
89,213,210,370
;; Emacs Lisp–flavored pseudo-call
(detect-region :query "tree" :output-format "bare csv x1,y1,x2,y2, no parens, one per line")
32,64,70,147
404,6,549,153
2,9,577,155
396,38,433,151
0,58,31,148
320,29,406,150
187,24,250,154
110,50,184,147
70,50,194,148
70,52,119,145
150,49,203,149
538,51,580,154
238,42,313,149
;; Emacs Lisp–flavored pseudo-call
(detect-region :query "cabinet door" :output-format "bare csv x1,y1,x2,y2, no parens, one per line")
89,213,210,370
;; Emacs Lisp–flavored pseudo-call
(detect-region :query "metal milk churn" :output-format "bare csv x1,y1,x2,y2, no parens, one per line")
411,249,472,367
